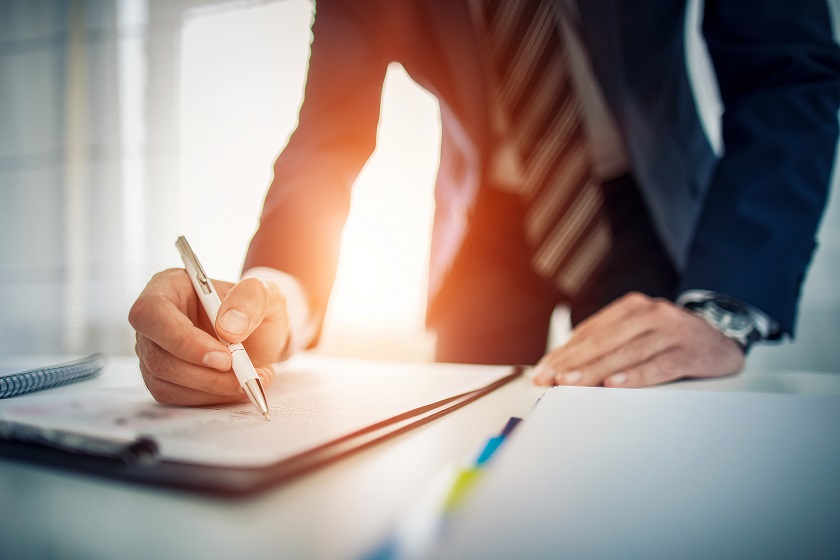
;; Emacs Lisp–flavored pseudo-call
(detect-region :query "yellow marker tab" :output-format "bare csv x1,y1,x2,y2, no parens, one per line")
442,467,483,513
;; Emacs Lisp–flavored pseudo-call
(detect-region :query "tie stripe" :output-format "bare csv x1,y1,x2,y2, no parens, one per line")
525,142,590,239
532,180,602,275
560,219,612,293
477,0,612,296
498,3,556,109
510,51,572,154
520,100,581,196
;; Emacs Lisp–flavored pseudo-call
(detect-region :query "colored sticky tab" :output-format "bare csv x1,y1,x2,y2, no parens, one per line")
442,467,483,513
475,435,505,466
445,416,526,515
475,417,522,465
500,416,522,437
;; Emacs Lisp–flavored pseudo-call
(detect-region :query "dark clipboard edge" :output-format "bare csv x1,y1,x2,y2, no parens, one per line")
0,366,524,498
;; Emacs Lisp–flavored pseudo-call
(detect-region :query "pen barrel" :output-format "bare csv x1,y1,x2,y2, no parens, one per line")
181,247,254,383
199,288,222,325
176,236,271,421
182,264,221,325
230,344,258,384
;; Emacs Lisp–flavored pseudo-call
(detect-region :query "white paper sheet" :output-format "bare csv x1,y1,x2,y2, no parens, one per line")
426,386,840,560
0,354,516,468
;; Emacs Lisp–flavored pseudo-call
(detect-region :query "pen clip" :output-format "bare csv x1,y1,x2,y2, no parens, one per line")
175,236,212,295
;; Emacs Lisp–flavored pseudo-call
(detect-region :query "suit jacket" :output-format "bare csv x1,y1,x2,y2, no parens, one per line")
245,0,840,338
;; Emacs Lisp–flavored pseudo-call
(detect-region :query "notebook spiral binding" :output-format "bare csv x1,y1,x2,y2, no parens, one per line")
0,354,107,399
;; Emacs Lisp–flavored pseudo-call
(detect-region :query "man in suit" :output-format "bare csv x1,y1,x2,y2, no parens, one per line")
130,0,840,405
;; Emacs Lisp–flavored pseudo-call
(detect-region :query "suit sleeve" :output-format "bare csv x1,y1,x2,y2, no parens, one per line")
679,0,840,336
243,0,391,341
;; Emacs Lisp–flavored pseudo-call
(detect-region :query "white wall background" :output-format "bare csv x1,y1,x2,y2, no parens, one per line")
0,0,440,361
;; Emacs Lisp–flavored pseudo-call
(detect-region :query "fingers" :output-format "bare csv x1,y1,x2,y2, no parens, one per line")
606,341,742,388
547,329,676,387
215,277,269,343
136,333,276,406
534,292,659,384
219,278,291,366
605,350,682,388
129,269,232,371
136,334,241,403
254,366,275,391
533,293,746,388
130,269,285,406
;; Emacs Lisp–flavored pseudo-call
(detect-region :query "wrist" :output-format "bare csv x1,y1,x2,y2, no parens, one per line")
678,291,773,353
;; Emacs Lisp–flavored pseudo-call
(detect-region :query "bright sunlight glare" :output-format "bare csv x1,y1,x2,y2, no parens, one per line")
319,66,441,360
179,2,441,361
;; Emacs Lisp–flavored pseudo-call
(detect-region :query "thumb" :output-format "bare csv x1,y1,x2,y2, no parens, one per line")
215,277,270,344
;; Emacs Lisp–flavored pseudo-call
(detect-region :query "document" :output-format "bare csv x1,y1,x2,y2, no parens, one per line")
424,386,840,560
0,354,519,470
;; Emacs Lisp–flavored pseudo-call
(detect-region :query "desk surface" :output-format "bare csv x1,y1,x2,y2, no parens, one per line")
1,356,839,560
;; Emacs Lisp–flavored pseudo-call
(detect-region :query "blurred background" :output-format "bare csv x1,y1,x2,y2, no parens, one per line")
0,0,838,373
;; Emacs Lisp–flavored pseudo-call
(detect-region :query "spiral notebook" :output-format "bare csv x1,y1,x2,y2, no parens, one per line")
0,354,107,399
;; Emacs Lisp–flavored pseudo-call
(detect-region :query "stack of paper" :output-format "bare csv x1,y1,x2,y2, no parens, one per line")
426,386,840,560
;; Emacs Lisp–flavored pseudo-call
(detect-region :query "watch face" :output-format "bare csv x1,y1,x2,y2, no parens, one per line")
705,302,753,338
714,298,744,314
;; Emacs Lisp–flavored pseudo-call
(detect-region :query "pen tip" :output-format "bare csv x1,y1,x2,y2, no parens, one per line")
263,411,271,421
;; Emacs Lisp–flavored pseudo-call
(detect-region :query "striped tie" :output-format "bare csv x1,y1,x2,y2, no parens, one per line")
477,0,612,296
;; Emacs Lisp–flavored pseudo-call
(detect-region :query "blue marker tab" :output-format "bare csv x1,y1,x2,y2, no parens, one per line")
475,416,522,466
475,435,504,466
361,416,526,560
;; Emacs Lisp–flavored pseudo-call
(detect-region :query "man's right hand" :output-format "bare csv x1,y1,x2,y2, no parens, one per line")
128,268,291,406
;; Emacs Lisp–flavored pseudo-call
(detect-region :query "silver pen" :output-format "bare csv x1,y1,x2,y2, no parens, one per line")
176,236,271,421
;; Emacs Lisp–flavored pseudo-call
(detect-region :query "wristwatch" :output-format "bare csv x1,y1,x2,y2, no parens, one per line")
682,296,766,352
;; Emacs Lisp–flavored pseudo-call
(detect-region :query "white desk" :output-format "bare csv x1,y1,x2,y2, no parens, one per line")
1,356,838,560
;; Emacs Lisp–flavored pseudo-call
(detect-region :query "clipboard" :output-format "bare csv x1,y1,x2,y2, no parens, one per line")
0,357,522,497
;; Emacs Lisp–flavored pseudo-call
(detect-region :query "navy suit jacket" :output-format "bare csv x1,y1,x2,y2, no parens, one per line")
245,0,840,338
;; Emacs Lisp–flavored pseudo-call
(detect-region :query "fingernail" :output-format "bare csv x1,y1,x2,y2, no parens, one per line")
609,372,627,386
532,364,554,385
562,371,582,384
202,351,231,371
220,309,249,335
256,367,273,389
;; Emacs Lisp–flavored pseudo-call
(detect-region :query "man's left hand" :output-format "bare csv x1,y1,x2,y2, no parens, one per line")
533,292,745,388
